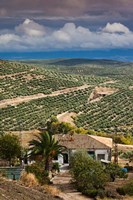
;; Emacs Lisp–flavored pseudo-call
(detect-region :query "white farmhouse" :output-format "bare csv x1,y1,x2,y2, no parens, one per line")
54,134,113,165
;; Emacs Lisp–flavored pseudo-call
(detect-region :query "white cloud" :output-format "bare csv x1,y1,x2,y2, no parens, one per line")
15,19,46,37
0,34,19,44
102,22,130,34
0,19,133,51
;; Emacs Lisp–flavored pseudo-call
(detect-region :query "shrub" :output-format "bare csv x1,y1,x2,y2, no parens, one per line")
25,162,49,184
117,180,133,196
20,172,38,187
0,134,21,165
82,189,98,198
121,151,133,163
43,185,60,197
104,163,127,182
0,170,6,177
116,187,126,196
52,162,60,172
70,150,108,197
97,189,107,199
124,165,133,172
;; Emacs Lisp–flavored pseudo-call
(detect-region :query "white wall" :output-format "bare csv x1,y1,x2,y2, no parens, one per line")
56,149,111,165
71,149,110,161
95,149,109,161
58,154,64,165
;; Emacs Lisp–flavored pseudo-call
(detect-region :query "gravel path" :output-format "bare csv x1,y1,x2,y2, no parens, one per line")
53,171,92,200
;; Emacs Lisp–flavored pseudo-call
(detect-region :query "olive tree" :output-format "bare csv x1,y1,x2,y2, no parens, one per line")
0,134,21,165
70,150,108,197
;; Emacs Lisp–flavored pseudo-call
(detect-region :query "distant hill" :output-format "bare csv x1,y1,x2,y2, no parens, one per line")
21,58,132,66
21,58,133,77
45,58,127,66
0,59,133,135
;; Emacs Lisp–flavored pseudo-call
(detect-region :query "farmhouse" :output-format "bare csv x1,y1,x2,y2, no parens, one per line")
54,134,113,165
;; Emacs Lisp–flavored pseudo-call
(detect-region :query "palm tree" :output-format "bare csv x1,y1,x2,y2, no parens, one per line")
29,131,65,171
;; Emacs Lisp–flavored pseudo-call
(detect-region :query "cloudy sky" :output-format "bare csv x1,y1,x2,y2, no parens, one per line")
0,0,133,59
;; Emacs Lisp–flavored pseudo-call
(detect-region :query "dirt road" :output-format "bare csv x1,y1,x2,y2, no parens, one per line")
0,85,89,108
53,170,91,200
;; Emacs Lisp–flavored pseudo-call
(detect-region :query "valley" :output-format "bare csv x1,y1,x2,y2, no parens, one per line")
0,59,133,135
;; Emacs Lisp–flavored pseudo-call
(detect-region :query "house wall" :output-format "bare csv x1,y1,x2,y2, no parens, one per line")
58,154,64,165
95,149,109,161
55,148,111,165
70,149,111,161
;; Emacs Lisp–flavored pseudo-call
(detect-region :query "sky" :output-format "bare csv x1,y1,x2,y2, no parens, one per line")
0,0,133,60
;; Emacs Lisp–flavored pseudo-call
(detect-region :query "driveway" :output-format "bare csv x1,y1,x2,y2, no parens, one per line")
53,167,92,200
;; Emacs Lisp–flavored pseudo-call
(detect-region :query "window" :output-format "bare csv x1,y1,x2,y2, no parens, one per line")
63,153,68,163
88,151,95,159
53,155,58,160
97,154,105,160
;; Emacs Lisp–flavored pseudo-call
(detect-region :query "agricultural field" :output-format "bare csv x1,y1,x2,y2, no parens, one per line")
0,59,133,134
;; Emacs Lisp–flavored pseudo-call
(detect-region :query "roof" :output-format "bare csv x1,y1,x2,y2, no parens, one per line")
118,144,133,152
55,134,113,149
89,135,112,148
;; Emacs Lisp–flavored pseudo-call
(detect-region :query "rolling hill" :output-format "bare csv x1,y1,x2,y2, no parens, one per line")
0,59,133,135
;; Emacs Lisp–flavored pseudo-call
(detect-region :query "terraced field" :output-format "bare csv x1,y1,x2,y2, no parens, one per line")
0,59,133,134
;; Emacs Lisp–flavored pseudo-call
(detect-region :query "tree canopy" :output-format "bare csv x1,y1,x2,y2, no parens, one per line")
70,150,108,197
29,131,65,171
0,134,21,165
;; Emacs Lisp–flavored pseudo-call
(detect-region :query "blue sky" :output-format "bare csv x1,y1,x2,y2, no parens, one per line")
0,0,133,60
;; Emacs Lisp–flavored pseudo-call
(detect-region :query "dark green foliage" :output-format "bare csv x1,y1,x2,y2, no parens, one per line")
120,151,133,163
0,60,133,135
25,162,49,184
76,89,133,135
112,133,133,145
29,131,65,171
52,162,60,172
82,189,98,198
70,150,108,197
0,87,92,131
0,134,21,165
104,163,127,182
124,165,133,172
117,180,133,196
46,117,76,135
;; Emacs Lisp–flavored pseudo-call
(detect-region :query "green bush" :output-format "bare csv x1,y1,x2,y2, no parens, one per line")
117,180,133,196
70,150,108,197
52,162,60,172
104,163,127,182
116,187,126,195
82,189,98,198
0,134,21,165
25,162,49,184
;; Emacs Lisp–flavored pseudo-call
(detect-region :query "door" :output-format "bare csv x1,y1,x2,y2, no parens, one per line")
63,153,68,164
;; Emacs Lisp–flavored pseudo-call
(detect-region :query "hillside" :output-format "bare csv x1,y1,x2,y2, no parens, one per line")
0,59,133,134
0,177,60,200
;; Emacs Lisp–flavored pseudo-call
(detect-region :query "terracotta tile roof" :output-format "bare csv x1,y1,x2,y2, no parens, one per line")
118,144,133,152
55,134,112,149
89,135,113,148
